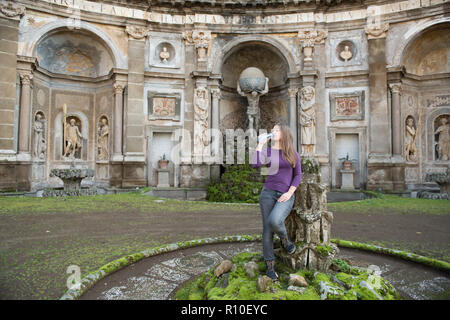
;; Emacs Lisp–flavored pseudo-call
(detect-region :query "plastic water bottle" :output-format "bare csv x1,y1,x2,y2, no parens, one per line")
258,133,273,142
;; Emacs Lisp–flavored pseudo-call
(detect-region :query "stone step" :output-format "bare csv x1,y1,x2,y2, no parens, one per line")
146,187,207,200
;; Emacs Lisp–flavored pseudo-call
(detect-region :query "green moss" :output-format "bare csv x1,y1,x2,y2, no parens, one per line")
332,259,351,273
331,239,450,273
316,245,332,256
174,251,401,301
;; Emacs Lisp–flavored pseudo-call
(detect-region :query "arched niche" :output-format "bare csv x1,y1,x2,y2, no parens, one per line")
35,29,114,78
401,23,450,76
20,19,126,69
426,108,450,162
55,112,89,161
218,39,292,132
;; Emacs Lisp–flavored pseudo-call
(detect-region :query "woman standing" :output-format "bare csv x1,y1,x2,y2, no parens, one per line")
251,122,302,280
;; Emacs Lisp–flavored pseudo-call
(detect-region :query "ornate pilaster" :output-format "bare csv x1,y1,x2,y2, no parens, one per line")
184,29,211,71
193,86,210,164
298,29,327,69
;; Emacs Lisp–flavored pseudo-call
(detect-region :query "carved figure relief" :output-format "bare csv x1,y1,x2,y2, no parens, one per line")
194,87,209,159
33,112,46,160
299,86,316,155
434,116,450,161
405,116,418,162
97,116,109,161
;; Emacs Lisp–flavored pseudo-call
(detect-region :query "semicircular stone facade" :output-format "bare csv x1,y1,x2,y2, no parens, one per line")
0,0,449,193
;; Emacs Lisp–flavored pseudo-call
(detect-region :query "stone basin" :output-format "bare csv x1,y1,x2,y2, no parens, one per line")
50,168,95,192
425,170,450,194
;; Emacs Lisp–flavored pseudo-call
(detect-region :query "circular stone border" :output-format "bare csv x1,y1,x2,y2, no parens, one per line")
331,239,450,273
60,235,450,300
60,235,261,300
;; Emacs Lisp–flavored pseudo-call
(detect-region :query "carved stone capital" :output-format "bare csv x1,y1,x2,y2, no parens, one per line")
298,29,327,47
0,1,25,19
288,87,298,98
20,73,33,86
211,88,221,100
192,30,211,48
365,22,389,40
125,25,149,40
389,83,402,95
113,82,124,94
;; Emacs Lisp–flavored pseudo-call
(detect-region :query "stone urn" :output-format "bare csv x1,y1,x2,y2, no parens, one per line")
340,154,353,170
158,154,169,169
238,67,266,93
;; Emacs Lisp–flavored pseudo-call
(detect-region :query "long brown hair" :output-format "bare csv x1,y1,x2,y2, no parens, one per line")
275,122,297,168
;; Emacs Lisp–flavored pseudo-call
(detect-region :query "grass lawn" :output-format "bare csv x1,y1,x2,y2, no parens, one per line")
0,191,448,299
328,194,450,215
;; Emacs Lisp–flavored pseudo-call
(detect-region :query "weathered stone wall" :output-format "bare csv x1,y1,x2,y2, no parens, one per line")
0,0,448,191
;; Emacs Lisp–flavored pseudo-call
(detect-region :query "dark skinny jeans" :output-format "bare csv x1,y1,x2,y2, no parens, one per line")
259,187,295,261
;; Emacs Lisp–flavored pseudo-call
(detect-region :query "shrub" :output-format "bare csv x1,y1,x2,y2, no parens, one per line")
207,164,264,203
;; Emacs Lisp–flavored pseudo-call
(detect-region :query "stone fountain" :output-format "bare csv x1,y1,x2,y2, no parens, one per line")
418,168,450,200
43,163,96,197
276,157,339,271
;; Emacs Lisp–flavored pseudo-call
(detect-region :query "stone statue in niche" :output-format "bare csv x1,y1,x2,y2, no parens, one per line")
64,117,83,159
434,117,450,161
97,117,109,161
339,45,353,62
405,116,418,162
194,87,209,159
299,86,316,155
33,112,46,160
159,46,170,63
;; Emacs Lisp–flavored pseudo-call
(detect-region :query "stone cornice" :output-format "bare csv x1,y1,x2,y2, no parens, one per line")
20,0,448,28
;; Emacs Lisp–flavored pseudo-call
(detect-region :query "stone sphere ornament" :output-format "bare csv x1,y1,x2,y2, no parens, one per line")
238,67,267,93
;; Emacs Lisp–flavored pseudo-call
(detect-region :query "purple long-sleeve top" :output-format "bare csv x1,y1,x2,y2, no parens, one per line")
251,147,302,193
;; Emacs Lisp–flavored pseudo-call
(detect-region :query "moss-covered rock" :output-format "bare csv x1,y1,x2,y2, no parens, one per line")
173,251,402,300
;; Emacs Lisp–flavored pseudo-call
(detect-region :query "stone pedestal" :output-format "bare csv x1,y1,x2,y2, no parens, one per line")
340,169,355,190
156,168,170,188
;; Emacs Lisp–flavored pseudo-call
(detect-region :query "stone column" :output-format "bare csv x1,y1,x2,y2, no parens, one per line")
366,23,390,158
288,88,298,148
18,73,32,156
211,88,220,160
389,83,402,157
113,82,124,160
210,88,221,181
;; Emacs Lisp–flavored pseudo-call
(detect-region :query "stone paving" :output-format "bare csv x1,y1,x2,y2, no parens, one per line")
80,242,450,300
